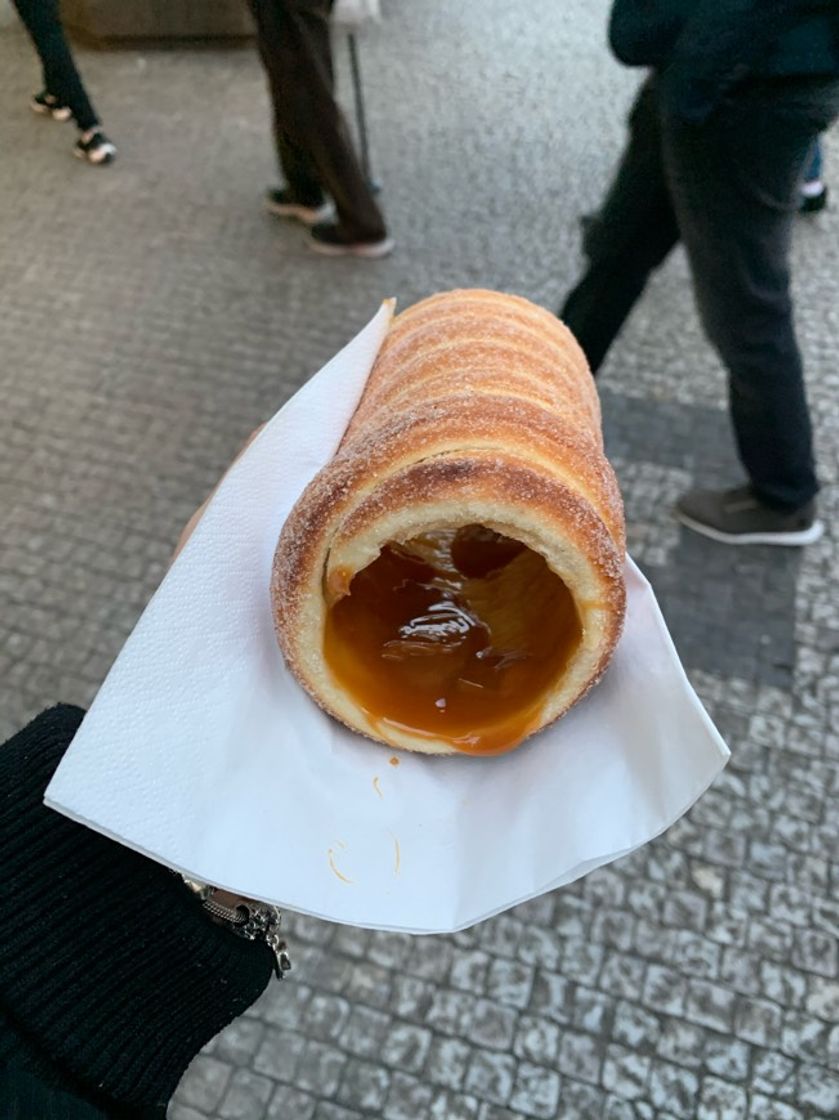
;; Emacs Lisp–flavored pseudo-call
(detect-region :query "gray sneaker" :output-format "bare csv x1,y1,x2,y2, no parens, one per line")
675,485,823,546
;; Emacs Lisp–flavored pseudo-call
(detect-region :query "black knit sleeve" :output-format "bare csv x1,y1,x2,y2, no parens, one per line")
0,706,275,1118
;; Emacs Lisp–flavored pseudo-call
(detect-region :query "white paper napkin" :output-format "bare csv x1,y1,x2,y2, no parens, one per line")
46,302,729,935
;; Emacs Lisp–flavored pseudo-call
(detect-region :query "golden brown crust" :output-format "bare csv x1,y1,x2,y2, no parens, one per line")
271,289,626,755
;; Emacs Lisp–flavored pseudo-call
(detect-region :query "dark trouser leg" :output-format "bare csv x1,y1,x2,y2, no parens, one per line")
252,25,324,206
248,0,386,239
560,79,680,373
12,0,99,131
662,79,839,509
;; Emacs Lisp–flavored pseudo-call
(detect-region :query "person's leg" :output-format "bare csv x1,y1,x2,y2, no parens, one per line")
559,79,680,373
662,79,839,512
250,12,325,207
12,0,99,132
249,0,386,241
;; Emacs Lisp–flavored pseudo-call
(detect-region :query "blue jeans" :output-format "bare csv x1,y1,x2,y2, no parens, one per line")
561,76,839,509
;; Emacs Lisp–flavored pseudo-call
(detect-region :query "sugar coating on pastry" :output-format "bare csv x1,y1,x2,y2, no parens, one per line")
272,289,626,756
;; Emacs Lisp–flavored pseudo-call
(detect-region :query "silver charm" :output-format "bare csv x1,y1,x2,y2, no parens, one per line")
181,877,291,978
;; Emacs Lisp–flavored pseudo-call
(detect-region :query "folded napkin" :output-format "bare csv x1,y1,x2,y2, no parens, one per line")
46,302,729,934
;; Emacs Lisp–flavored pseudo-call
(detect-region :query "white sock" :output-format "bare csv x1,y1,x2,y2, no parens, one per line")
801,178,825,199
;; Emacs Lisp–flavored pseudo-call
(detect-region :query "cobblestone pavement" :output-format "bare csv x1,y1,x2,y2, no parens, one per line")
2,1,839,1117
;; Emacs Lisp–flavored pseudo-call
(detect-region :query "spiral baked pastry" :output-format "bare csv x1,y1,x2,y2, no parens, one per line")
272,289,626,756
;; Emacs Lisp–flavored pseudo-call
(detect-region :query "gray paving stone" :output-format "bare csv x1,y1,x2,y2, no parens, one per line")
314,1105,365,1120
796,1064,839,1113
479,916,525,958
451,948,492,993
528,970,574,1024
642,965,688,1017
295,1040,347,1097
218,1070,274,1120
390,974,435,1019
383,1072,433,1120
602,1045,651,1102
170,1105,210,1120
508,1062,561,1119
428,1089,481,1120
656,1018,706,1069
685,980,736,1033
470,998,519,1051
303,994,352,1044
516,927,562,972
702,1035,751,1082
427,988,478,1036
486,959,536,1009
406,935,452,981
175,1056,232,1113
748,918,794,963
554,1081,605,1119
215,1019,266,1068
746,1096,802,1120
252,1028,305,1081
380,1022,432,1074
647,1060,700,1118
512,1016,561,1067
721,949,763,997
250,981,312,1031
572,986,614,1035
426,1036,473,1090
557,1029,603,1085
477,1107,529,1120
267,1085,317,1120
750,1049,797,1099
599,953,646,1000
674,930,722,979
562,940,604,987
336,1057,390,1111
465,1050,517,1106
342,962,392,1010
339,1005,392,1060
613,1001,661,1053
367,931,413,971
733,997,782,1049
792,929,838,977
696,1076,747,1120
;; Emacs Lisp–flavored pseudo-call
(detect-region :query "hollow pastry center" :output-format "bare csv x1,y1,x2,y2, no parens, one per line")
324,525,582,754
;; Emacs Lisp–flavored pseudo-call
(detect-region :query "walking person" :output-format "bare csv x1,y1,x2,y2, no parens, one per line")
559,1,839,545
249,0,392,258
12,0,116,165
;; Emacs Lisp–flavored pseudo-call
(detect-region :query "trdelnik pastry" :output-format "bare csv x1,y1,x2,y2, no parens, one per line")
271,289,626,756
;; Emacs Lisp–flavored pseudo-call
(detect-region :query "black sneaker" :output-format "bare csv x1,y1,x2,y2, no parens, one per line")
307,222,394,259
799,182,828,214
31,90,71,121
74,129,116,165
675,485,823,546
266,188,331,226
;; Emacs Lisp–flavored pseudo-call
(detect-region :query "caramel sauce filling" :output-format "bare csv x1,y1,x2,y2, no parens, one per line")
324,525,582,754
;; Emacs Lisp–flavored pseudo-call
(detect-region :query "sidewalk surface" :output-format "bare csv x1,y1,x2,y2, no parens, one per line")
1,2,838,1118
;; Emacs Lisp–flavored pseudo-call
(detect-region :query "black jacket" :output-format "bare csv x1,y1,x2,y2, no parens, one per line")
0,707,275,1118
609,0,839,119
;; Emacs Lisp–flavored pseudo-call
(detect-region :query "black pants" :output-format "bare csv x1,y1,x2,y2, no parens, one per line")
12,0,98,132
561,76,839,510
248,0,386,240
